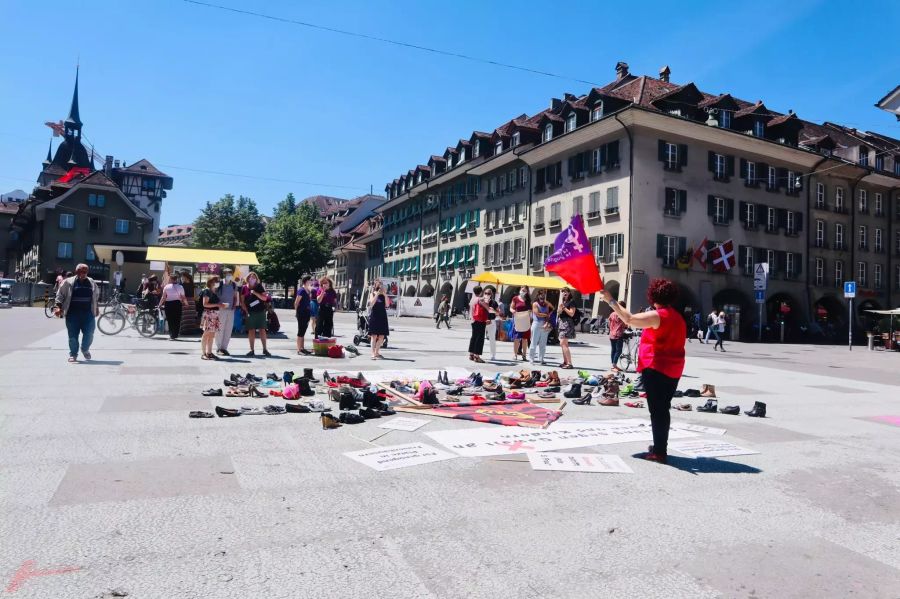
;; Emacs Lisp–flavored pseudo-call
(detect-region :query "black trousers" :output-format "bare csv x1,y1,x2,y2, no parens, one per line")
164,301,183,339
316,305,334,338
469,321,486,355
641,367,679,455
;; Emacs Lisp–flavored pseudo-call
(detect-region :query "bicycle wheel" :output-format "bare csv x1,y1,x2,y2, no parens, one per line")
44,299,55,318
97,311,126,335
135,312,158,337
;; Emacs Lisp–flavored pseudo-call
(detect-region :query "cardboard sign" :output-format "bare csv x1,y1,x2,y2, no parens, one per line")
344,443,457,471
377,417,430,432
425,420,698,457
527,452,633,474
668,439,759,458
671,423,727,436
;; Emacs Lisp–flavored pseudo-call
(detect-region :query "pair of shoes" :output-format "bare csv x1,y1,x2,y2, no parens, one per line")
236,373,262,383
745,401,767,417
282,371,294,385
266,372,279,381
189,411,214,418
696,399,718,413
642,446,668,464
622,400,642,408
563,383,582,399
572,393,592,405
201,388,223,397
339,412,365,425
263,405,286,415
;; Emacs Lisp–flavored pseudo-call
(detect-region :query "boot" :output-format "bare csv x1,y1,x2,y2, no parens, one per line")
303,368,319,382
442,371,450,385
572,393,592,405
599,396,619,407
719,405,740,415
339,390,359,411
339,412,365,424
696,399,718,413
563,382,582,399
282,371,294,385
297,378,316,397
362,389,381,409
700,384,717,398
546,371,561,387
745,401,767,418
422,388,440,405
321,412,342,429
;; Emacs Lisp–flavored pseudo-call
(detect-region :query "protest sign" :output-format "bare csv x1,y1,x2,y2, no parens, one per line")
668,439,759,458
344,443,457,471
527,452,633,474
376,417,430,432
670,423,727,436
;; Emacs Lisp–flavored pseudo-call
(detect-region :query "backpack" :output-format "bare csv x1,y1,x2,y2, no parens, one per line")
195,290,205,314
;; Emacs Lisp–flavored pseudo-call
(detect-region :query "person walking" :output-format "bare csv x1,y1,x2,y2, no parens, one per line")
704,308,719,343
159,273,188,340
529,290,553,365
54,263,100,363
241,272,271,357
142,274,162,308
294,275,313,355
608,301,626,371
200,275,228,361
315,277,338,338
483,287,501,361
714,310,727,352
692,311,703,343
600,278,686,464
557,287,577,369
435,294,451,329
367,279,390,359
467,286,493,363
510,286,532,361
214,268,238,356
178,271,199,336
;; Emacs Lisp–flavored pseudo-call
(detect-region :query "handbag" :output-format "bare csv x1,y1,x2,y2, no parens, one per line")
513,311,531,332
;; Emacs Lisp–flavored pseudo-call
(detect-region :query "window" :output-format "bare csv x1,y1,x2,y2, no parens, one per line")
859,225,867,250
786,211,796,235
876,155,884,171
815,258,824,286
835,223,845,249
665,143,678,169
458,149,465,164
550,202,561,226
591,148,602,173
115,219,130,235
511,132,520,147
859,189,868,213
815,220,825,247
874,263,883,289
513,238,523,263
85,244,95,261
766,249,776,275
742,246,754,275
834,260,844,286
59,213,75,229
875,193,883,215
572,196,583,216
661,235,678,267
835,187,845,212
767,207,777,232
495,140,503,155
746,161,756,186
664,188,686,217
875,228,883,253
582,192,600,215
787,170,800,194
519,166,528,185
785,252,797,278
88,216,101,231
743,202,756,228
88,193,106,207
565,113,577,133
591,105,603,122
816,183,826,208
714,153,727,179
535,206,545,226
895,159,900,176
712,196,729,225
767,166,777,190
57,242,72,259
542,123,553,143
606,187,619,214
720,110,732,129
858,261,867,287
858,146,869,167
605,233,624,260
472,142,480,158
753,120,765,138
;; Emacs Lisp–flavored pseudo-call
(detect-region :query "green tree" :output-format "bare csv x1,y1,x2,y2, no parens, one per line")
256,198,331,293
191,194,265,251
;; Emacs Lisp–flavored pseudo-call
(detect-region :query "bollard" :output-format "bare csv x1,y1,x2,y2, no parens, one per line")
867,333,875,351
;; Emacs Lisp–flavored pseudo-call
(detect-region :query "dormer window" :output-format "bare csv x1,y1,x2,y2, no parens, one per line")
858,146,869,167
565,113,577,133
719,110,732,129
542,123,553,143
458,149,465,164
495,141,503,155
473,142,480,158
446,156,454,169
590,104,603,122
753,120,765,138
511,132,520,147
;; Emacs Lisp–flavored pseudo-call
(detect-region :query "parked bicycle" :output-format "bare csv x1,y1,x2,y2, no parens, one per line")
616,328,642,372
97,294,159,337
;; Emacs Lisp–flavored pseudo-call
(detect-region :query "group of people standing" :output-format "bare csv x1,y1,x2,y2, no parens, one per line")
293,275,343,353
194,270,272,360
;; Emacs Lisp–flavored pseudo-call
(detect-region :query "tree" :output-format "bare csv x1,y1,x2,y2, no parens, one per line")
256,198,331,294
191,194,265,251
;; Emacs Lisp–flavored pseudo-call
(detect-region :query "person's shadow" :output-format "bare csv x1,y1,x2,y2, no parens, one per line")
79,360,124,366
640,454,762,475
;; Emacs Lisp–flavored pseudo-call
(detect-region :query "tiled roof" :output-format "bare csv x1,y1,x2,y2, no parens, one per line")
735,101,771,118
115,159,169,178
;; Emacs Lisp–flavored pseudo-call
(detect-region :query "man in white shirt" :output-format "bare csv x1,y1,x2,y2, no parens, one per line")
215,268,238,356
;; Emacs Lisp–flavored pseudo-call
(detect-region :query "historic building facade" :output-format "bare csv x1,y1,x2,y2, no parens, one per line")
378,63,900,340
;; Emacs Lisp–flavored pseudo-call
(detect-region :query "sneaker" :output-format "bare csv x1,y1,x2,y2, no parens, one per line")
262,349,272,357
68,356,77,363
82,351,91,360
201,388,223,396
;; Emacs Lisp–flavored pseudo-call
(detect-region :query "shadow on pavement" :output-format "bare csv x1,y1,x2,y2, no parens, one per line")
658,455,763,475
80,360,124,366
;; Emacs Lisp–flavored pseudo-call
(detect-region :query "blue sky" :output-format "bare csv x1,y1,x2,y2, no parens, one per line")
2,0,898,226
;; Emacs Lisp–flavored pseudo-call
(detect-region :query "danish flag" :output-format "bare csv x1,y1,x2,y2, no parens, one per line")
710,239,737,272
691,237,709,269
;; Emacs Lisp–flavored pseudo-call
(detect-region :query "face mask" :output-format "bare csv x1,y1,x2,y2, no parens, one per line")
519,292,525,298
248,278,257,286
225,275,233,283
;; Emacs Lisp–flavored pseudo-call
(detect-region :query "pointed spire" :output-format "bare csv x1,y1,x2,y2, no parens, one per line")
43,140,53,165
65,66,82,127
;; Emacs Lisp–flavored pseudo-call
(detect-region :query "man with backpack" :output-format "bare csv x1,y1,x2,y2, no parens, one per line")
214,267,239,356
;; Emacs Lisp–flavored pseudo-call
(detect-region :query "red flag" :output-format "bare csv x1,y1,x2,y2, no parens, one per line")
691,237,709,269
544,215,603,293
710,240,737,272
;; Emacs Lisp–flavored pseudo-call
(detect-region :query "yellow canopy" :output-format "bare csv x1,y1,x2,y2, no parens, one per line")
472,271,568,290
144,246,260,266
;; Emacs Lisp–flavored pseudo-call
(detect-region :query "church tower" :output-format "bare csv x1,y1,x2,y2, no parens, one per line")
38,68,93,186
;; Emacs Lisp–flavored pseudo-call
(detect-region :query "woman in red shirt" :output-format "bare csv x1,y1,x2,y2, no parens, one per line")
600,278,685,463
468,286,494,363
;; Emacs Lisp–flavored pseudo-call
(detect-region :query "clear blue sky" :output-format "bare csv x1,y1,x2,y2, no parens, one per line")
2,0,898,227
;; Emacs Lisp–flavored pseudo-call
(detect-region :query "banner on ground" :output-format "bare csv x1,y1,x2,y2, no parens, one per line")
343,443,457,471
527,452,633,474
402,400,562,429
376,417,430,432
668,439,759,458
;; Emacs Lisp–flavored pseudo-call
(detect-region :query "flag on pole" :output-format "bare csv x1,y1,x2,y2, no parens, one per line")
709,239,737,272
691,237,709,269
544,215,603,293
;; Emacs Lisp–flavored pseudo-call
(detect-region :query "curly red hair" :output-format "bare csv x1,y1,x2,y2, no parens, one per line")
647,278,678,307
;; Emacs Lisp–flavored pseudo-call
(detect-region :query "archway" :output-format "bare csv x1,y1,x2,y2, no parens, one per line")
766,292,800,342
420,283,434,297
812,295,845,343
713,287,753,341
438,282,453,303
857,299,883,336
405,285,416,297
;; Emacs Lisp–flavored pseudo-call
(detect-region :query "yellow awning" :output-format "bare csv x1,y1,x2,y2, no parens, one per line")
144,246,260,265
472,271,568,290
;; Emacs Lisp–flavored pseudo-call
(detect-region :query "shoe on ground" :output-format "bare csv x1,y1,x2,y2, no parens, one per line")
215,406,241,418
360,407,382,419
572,393,592,406
674,403,692,411
245,351,256,357
339,412,365,424
600,397,620,407
719,405,740,415
263,405,286,415
285,402,312,413
642,446,667,463
189,411,214,418
68,356,77,363
201,388,223,397
696,399,718,413
220,349,231,356
745,401,767,418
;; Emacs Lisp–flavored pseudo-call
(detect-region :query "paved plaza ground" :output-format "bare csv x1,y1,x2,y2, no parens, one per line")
0,307,898,598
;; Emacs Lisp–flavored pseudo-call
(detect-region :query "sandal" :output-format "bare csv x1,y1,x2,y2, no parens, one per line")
624,401,644,408
675,403,692,411
226,388,249,397
472,356,485,363
201,354,210,361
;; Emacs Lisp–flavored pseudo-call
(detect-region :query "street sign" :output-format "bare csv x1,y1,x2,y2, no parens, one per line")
755,290,765,304
844,281,856,298
753,263,769,291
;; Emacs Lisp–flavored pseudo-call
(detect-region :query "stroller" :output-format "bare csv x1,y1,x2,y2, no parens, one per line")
353,306,388,347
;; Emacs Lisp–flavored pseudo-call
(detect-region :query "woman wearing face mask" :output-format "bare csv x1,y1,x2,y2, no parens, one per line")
159,273,188,340
367,279,390,359
214,268,238,355
557,287,578,368
294,275,313,355
241,271,271,357
315,277,338,338
529,290,554,365
509,286,532,361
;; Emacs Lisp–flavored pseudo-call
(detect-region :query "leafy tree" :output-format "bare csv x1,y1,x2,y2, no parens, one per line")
191,194,265,251
256,198,331,293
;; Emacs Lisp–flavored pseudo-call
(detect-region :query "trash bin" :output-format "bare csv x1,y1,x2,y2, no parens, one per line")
867,333,875,351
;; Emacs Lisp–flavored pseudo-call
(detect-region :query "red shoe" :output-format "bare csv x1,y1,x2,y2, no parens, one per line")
642,452,668,464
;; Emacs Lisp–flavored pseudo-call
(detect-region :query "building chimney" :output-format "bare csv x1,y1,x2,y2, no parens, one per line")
114,160,120,168
615,61,630,80
550,98,562,111
659,65,671,83
104,155,113,176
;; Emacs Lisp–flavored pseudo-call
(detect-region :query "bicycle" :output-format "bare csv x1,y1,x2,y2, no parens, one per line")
97,294,158,337
616,328,642,372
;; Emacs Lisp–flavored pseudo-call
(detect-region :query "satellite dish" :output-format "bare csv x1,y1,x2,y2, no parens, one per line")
115,251,124,266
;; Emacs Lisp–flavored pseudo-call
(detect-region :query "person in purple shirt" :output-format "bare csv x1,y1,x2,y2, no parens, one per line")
315,276,338,338
294,275,313,355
